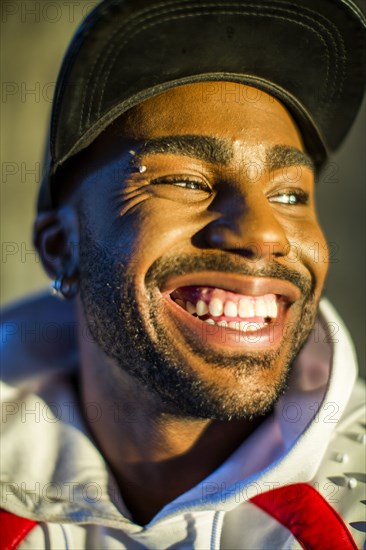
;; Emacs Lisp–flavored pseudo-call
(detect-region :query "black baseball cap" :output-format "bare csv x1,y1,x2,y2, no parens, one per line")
37,0,366,211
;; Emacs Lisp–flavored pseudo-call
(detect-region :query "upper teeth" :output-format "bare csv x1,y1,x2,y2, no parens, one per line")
186,301,196,314
209,298,224,317
238,298,255,318
224,301,237,317
196,300,209,316
177,294,278,319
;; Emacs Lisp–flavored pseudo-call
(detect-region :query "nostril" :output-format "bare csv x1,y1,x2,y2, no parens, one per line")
194,218,289,260
204,223,231,247
226,247,258,261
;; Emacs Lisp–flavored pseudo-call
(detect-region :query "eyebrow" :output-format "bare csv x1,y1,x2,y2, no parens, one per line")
133,135,314,173
266,145,315,173
134,135,233,164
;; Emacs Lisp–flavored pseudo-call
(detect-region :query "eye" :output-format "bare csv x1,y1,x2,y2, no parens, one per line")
268,190,309,205
151,176,211,192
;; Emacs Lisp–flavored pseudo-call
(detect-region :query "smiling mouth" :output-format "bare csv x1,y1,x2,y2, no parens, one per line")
170,286,278,333
160,272,301,350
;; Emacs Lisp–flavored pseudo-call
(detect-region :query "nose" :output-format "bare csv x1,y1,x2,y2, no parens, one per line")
203,191,290,261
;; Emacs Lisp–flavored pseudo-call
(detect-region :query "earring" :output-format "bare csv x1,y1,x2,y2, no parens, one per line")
50,275,78,299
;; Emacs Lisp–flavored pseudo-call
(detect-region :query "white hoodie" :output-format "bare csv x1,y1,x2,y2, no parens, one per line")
1,298,365,549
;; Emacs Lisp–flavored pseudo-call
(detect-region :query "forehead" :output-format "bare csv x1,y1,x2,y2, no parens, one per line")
66,81,311,196
108,81,305,160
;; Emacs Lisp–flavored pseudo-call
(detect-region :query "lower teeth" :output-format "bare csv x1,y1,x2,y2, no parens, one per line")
204,319,268,332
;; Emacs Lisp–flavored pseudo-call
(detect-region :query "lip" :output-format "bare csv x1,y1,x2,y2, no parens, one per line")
160,272,301,353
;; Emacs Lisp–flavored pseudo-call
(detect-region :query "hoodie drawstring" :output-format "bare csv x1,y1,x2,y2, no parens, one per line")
210,511,224,549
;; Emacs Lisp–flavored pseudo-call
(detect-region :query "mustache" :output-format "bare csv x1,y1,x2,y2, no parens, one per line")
145,253,313,297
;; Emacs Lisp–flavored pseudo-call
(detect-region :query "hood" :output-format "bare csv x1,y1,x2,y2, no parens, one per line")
0,297,358,533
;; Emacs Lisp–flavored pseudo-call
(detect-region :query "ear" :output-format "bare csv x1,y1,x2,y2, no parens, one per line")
33,206,79,296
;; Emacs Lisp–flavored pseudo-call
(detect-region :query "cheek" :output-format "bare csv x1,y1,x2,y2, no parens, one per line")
109,199,200,275
286,220,329,293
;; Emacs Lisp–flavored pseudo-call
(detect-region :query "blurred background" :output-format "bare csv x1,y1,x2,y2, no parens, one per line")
1,0,365,376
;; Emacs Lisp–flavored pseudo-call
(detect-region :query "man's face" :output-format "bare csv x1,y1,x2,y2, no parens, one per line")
75,82,328,420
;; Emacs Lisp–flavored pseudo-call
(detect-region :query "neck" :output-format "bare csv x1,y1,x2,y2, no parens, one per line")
78,337,265,525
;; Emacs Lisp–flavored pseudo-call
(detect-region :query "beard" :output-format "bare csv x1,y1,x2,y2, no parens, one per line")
78,216,318,421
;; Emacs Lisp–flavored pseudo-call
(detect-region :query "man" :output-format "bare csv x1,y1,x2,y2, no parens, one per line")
1,0,365,548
